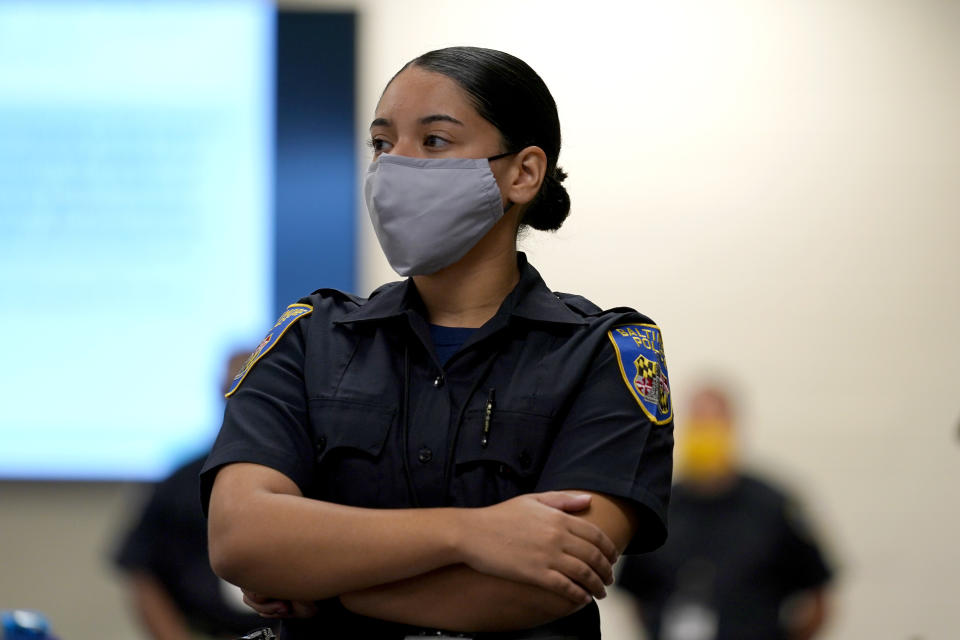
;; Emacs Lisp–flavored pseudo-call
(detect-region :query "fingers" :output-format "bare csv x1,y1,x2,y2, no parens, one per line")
561,534,615,588
532,492,616,562
242,591,289,617
535,494,617,597
552,553,608,600
463,494,617,602
534,491,592,513
243,590,275,605
566,516,618,564
539,569,593,606
529,493,617,593
242,591,318,619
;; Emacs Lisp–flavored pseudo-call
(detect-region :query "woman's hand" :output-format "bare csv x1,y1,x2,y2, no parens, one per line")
455,492,618,605
242,590,318,619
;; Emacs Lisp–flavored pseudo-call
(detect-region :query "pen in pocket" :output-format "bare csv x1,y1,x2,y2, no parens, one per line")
481,387,495,448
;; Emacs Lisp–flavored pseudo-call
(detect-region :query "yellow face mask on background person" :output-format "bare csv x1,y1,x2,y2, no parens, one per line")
678,418,736,482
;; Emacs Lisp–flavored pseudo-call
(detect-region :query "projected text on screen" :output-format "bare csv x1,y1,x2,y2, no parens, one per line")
0,2,274,479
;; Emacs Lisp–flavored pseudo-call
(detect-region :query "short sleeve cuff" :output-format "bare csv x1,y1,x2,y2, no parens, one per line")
199,441,313,516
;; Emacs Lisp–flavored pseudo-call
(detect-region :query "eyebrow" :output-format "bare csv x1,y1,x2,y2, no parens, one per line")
420,114,463,126
369,114,464,129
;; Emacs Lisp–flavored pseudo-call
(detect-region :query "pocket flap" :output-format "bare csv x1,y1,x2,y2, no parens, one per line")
309,397,395,458
455,410,553,477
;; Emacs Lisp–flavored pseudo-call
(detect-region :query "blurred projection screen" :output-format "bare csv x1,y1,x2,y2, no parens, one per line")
0,1,274,479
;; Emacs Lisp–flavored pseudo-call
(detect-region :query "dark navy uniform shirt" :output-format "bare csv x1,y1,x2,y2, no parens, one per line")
201,254,674,639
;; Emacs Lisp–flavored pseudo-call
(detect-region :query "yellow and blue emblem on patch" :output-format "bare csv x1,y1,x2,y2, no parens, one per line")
225,303,313,398
607,324,672,425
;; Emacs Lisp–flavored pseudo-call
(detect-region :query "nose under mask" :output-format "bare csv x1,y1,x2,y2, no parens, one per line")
363,153,512,276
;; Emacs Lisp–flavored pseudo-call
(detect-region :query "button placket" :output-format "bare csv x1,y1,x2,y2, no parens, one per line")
404,364,453,505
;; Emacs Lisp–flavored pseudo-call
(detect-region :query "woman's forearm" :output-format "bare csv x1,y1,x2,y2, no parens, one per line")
209,463,617,605
338,491,637,631
340,564,588,632
208,463,463,600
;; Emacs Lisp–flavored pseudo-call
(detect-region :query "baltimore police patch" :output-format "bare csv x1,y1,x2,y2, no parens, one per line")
224,303,313,398
607,324,673,425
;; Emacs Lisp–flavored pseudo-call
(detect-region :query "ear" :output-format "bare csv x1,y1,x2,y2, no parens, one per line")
502,145,547,206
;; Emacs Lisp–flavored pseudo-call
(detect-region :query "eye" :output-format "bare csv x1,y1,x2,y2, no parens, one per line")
423,134,450,150
367,137,392,155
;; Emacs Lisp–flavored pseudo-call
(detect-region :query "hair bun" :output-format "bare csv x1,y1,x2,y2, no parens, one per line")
523,169,570,232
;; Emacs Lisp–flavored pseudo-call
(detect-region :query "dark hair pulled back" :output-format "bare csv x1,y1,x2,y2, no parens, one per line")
403,46,569,232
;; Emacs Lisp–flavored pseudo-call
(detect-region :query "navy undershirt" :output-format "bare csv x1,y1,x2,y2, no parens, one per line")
428,324,477,365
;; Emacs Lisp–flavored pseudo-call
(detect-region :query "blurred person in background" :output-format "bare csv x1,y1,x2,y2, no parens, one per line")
112,350,276,640
617,385,833,640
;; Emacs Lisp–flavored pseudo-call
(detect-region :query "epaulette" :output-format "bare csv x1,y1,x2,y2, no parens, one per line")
555,292,603,317
306,287,366,306
556,292,643,320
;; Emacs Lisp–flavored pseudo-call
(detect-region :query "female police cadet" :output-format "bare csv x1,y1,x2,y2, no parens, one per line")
201,47,674,639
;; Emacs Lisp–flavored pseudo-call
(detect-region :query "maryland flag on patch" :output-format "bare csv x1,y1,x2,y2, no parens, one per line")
607,324,672,425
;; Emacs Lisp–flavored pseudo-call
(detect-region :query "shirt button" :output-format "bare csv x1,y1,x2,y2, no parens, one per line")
316,435,327,454
433,375,444,388
418,447,433,464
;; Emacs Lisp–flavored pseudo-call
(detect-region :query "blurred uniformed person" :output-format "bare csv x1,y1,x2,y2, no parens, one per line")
113,351,276,640
617,385,834,640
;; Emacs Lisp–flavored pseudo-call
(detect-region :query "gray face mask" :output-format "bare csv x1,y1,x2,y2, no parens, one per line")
363,152,513,276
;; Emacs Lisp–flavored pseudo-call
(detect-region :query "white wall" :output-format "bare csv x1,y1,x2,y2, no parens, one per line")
341,0,960,637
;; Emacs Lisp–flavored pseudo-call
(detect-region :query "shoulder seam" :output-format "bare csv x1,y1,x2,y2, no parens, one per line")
554,292,603,317
306,287,365,307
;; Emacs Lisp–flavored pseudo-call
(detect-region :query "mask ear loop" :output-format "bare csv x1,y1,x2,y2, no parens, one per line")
486,150,519,162
487,151,519,212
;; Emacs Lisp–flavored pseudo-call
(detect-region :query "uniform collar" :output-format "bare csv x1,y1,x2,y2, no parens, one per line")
336,253,586,327
504,253,586,326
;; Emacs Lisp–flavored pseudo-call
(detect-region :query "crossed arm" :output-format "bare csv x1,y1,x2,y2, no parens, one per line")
208,462,638,631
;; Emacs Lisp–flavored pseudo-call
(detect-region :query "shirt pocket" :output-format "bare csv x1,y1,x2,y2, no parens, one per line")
308,397,396,507
452,409,554,506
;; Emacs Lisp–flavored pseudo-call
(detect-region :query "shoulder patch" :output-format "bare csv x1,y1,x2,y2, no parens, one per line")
225,303,313,398
607,324,673,425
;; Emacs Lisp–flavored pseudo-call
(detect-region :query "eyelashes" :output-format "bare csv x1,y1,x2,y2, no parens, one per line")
423,134,449,148
366,135,451,154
